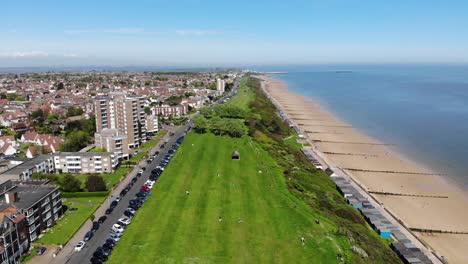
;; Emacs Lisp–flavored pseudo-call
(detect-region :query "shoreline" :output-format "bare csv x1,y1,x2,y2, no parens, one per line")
259,75,468,264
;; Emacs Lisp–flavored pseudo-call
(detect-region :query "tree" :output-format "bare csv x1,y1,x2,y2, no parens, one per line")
67,106,84,117
48,113,59,121
62,174,81,192
166,95,182,106
184,91,195,98
144,106,151,115
226,119,248,137
193,115,209,133
210,116,226,135
85,174,107,192
61,130,90,152
209,83,217,90
56,82,65,90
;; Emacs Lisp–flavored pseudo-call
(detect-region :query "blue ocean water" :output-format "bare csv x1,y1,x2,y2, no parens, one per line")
254,65,468,190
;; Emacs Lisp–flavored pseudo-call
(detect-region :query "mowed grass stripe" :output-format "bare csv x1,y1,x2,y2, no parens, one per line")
170,134,222,261
108,134,342,264
153,137,210,261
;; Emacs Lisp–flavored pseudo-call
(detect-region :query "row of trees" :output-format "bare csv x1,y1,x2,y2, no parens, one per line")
33,173,106,192
193,104,249,138
199,104,247,119
193,115,248,137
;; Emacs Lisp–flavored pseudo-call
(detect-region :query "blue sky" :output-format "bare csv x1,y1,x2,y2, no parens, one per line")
1,0,468,67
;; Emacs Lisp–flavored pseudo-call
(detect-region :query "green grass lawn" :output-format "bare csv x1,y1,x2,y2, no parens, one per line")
107,133,351,263
37,196,105,245
224,78,255,111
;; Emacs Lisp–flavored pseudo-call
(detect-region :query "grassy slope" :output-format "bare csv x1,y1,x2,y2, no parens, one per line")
108,133,348,263
37,196,104,245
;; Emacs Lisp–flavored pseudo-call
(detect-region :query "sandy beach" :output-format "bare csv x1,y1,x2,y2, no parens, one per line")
261,76,468,264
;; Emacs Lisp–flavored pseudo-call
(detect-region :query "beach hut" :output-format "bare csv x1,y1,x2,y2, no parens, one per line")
232,151,240,160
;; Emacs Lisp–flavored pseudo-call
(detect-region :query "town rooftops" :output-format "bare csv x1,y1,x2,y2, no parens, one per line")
0,155,53,179
0,182,58,211
55,152,113,157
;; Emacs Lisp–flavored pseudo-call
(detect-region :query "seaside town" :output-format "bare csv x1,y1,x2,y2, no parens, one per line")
0,68,451,264
0,70,241,263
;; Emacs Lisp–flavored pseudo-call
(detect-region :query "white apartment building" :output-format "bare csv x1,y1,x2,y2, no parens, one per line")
53,152,118,174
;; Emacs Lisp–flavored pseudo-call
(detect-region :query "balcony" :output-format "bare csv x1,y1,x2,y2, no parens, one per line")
53,199,61,207
52,191,60,199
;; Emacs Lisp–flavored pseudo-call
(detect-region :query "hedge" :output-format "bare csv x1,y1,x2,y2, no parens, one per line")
61,191,108,198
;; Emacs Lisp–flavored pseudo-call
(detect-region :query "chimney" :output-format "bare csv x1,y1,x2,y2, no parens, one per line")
4,192,17,204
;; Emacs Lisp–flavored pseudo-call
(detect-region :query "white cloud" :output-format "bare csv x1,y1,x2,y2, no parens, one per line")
175,29,217,36
0,51,49,57
63,53,79,58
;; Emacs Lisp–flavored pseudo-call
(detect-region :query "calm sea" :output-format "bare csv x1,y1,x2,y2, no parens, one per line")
253,65,468,190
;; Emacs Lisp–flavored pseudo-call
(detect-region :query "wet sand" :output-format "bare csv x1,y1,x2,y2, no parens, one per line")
261,76,468,264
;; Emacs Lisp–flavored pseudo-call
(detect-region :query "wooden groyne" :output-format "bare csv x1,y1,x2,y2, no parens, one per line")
368,191,449,199
410,228,468,235
323,151,378,157
343,168,446,176
312,140,392,145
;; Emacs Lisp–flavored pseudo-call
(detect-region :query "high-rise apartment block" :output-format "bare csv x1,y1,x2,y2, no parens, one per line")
95,93,158,151
216,78,225,94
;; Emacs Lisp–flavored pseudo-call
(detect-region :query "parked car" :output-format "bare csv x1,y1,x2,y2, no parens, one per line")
105,208,113,215
109,231,122,238
105,239,116,246
98,216,107,223
36,247,47,256
84,231,94,241
90,256,103,264
92,221,100,232
75,241,86,252
141,166,146,171
110,200,118,209
93,250,108,261
141,185,150,191
118,217,131,225
138,169,144,174
112,224,125,233
124,210,134,218
145,180,155,188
